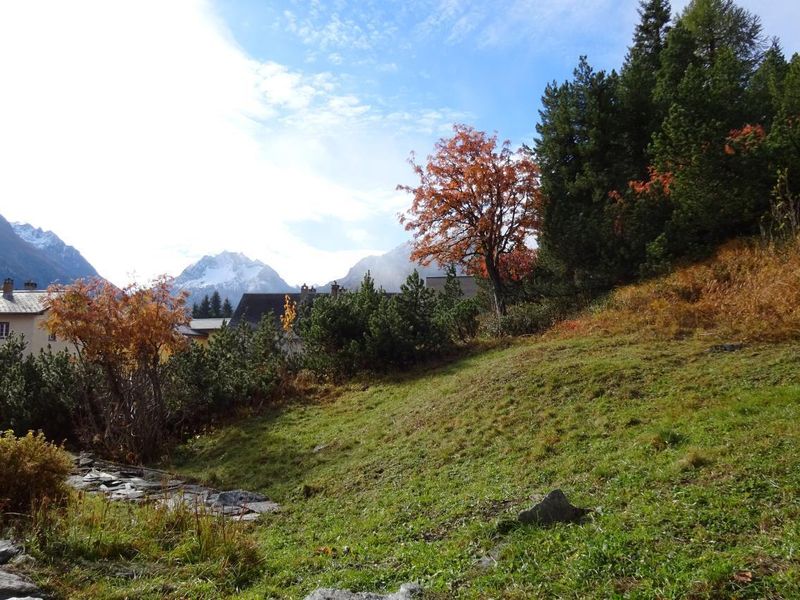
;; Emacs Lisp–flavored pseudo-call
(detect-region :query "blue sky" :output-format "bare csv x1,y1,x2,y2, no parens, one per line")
0,0,797,286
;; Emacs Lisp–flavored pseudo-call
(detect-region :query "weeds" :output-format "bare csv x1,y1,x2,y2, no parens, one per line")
554,236,800,341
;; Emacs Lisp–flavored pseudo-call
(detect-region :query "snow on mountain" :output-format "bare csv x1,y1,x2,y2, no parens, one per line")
173,251,296,307
9,221,99,283
322,242,450,293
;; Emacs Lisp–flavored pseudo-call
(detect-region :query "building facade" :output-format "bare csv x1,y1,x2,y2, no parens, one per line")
0,279,73,355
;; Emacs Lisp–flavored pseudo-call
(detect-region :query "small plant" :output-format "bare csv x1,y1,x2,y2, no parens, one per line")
649,428,686,451
0,430,73,514
677,449,712,471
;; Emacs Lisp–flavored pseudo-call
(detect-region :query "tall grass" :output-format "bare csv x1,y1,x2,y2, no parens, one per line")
554,237,800,340
22,492,263,597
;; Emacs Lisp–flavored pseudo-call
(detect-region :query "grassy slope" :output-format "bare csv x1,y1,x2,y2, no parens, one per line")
159,334,800,599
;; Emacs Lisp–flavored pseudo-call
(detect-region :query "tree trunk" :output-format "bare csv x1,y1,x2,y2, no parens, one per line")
484,257,506,317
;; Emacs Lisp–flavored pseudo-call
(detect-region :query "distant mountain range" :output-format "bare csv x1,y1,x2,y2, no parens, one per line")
173,243,451,308
0,210,450,307
173,251,297,306
0,214,99,287
321,242,448,292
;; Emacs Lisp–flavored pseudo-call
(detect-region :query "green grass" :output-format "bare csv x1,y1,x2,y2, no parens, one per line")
24,334,800,598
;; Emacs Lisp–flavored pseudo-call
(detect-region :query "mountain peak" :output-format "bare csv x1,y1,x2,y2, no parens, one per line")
3,218,99,284
174,250,296,306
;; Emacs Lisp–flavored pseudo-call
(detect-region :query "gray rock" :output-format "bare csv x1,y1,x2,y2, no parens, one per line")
9,555,35,568
232,512,261,522
243,501,281,514
0,569,40,600
0,542,20,566
518,490,590,526
304,583,422,600
208,490,267,506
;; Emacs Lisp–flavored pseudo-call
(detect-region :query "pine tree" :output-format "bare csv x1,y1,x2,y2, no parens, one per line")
191,302,200,318
221,298,233,318
210,291,222,318
198,295,211,319
535,57,629,288
619,0,673,178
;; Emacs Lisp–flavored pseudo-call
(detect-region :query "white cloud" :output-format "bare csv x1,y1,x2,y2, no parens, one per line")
0,0,461,287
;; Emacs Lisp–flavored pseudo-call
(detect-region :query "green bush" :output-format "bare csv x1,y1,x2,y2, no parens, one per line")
300,270,476,376
166,316,285,432
498,299,573,336
0,430,73,513
0,334,81,441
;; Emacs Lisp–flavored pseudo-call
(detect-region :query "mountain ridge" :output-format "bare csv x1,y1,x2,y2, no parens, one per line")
0,214,99,287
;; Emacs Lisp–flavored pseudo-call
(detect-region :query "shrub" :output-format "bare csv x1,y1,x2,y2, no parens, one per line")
0,431,73,513
497,298,573,336
0,334,81,441
165,316,285,434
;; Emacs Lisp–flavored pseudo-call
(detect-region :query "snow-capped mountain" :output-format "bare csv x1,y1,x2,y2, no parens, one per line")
11,222,99,282
322,242,450,293
173,251,296,306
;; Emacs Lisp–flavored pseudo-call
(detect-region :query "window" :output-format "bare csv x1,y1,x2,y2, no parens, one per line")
0,322,9,339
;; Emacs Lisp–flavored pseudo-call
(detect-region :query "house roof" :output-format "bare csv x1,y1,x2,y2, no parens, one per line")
177,324,206,338
229,293,303,328
189,318,230,332
0,290,50,315
424,275,479,298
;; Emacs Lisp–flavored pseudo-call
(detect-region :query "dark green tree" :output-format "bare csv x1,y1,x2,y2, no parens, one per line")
221,297,234,318
210,291,222,318
198,295,211,319
535,57,629,289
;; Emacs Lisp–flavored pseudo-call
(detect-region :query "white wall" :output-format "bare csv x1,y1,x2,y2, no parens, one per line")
0,313,74,355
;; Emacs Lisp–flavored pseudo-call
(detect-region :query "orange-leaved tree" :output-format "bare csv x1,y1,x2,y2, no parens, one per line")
45,276,189,461
398,124,541,315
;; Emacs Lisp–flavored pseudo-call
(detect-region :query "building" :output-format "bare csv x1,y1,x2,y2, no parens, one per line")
0,278,72,355
229,283,331,329
177,318,230,344
424,275,479,298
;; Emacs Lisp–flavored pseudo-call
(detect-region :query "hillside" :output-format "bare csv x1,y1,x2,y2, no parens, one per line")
11,222,99,282
32,333,800,598
0,214,98,286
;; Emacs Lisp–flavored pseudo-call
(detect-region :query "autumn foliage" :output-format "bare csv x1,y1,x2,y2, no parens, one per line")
399,124,541,314
45,276,189,461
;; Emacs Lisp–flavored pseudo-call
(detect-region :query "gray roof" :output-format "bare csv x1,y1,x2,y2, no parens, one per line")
0,290,50,314
424,276,479,298
189,318,230,331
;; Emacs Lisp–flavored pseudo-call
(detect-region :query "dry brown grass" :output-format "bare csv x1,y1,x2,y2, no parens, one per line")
552,237,800,341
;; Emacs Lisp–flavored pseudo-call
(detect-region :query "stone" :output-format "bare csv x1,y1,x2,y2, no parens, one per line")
0,542,20,566
9,554,35,567
304,583,422,600
208,490,267,507
232,512,261,522
517,489,591,526
0,569,41,599
243,501,281,514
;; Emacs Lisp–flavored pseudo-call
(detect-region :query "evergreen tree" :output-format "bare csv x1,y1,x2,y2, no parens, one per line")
198,295,211,319
619,0,673,178
647,0,772,262
210,291,222,318
221,298,233,318
191,302,200,319
535,57,629,288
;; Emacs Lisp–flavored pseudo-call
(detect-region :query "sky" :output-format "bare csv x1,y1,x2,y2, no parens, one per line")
0,0,798,287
